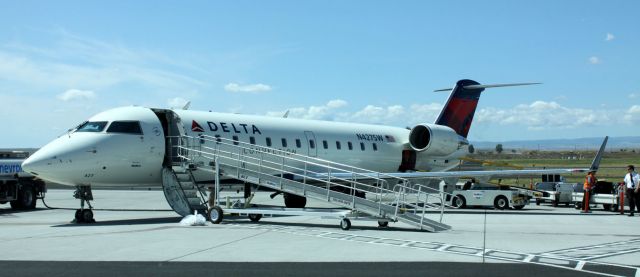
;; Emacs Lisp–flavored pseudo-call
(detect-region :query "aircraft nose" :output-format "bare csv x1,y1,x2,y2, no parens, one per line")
21,155,46,176
21,135,93,185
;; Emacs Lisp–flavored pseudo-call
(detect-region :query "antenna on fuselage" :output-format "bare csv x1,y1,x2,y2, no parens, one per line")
283,110,290,118
182,101,191,110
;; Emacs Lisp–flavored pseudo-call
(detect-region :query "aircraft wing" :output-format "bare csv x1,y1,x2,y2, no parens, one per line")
310,168,589,181
311,136,608,182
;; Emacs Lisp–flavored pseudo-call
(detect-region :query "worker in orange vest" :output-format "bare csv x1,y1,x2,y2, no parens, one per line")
582,170,597,213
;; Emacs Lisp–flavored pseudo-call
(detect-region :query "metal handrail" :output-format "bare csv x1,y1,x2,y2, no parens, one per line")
169,134,450,227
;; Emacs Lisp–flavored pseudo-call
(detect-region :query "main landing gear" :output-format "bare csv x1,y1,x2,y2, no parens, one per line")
73,185,95,223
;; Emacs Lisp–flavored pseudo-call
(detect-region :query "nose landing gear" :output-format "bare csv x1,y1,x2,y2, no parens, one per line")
72,185,95,223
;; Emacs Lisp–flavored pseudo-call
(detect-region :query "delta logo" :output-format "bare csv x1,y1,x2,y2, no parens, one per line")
191,120,205,132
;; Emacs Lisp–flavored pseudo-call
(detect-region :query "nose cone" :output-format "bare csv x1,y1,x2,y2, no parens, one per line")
21,153,46,176
22,134,100,186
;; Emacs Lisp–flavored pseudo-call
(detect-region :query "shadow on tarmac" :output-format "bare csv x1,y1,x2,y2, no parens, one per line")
52,216,180,227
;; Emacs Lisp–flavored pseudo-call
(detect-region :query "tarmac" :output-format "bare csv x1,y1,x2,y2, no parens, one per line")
1,189,639,276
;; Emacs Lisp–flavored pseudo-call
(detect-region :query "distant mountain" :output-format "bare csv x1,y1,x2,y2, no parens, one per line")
470,136,640,150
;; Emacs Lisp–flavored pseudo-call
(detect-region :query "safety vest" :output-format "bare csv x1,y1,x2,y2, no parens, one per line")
584,174,596,190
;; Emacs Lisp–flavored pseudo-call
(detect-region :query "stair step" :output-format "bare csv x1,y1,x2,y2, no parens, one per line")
187,197,202,206
182,190,198,198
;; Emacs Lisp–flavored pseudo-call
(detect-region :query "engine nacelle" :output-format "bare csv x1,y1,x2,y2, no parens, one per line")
408,124,465,156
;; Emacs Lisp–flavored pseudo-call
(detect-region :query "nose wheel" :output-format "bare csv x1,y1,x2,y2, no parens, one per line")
72,185,95,223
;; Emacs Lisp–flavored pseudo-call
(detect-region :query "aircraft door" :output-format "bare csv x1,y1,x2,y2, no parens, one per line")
152,109,185,166
303,131,317,157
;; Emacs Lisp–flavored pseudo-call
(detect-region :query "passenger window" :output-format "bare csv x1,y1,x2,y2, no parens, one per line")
250,136,256,145
296,139,301,148
76,121,108,133
360,142,365,151
322,140,328,149
336,141,341,150
348,142,353,150
106,121,143,135
281,138,287,147
372,143,378,151
233,136,239,145
266,137,272,147
309,140,315,149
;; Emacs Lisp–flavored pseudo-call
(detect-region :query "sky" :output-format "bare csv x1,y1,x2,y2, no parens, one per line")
1,1,639,147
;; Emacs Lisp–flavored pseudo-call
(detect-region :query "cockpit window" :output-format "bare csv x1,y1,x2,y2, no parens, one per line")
107,121,143,135
75,121,108,132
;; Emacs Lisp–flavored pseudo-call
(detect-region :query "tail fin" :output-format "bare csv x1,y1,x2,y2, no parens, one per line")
434,79,484,138
434,79,540,138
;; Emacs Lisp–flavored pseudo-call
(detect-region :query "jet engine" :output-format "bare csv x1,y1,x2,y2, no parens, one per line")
408,124,465,156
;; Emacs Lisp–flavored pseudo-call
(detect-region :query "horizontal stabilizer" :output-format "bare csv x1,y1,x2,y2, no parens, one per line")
434,82,541,92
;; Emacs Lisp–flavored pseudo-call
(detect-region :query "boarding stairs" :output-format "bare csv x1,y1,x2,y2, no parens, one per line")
164,134,452,232
161,165,208,217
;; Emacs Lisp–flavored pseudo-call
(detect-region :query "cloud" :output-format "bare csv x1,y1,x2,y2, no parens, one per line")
224,82,272,93
167,97,189,109
624,105,640,122
588,56,601,64
0,30,207,93
267,101,442,126
605,33,615,41
629,93,638,99
476,101,613,130
57,89,96,101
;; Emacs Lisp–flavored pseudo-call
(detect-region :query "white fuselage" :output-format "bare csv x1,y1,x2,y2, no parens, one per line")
22,106,467,187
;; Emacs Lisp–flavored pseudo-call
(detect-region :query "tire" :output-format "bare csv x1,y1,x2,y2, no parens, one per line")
574,202,582,210
208,206,223,224
283,193,307,208
602,204,611,211
75,209,83,222
340,218,351,230
18,185,37,210
81,209,94,223
610,204,619,212
494,196,509,210
452,195,466,208
377,221,389,227
514,205,525,210
9,200,22,210
535,199,541,206
248,213,262,222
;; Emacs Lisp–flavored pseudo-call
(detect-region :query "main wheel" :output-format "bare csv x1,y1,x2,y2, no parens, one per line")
494,196,509,210
452,195,466,208
340,218,351,230
248,213,262,222
81,209,94,223
283,193,307,208
377,220,389,227
574,202,582,210
602,204,612,211
535,199,541,206
208,206,223,224
514,205,525,210
74,209,83,223
610,204,619,212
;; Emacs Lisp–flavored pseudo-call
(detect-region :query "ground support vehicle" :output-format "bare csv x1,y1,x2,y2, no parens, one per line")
0,150,46,210
572,181,621,212
450,183,527,210
534,182,576,207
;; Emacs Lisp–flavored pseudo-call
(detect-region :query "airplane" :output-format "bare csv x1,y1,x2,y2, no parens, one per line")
21,79,603,223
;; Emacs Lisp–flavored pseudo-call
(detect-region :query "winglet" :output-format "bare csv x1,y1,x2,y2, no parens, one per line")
589,136,608,172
